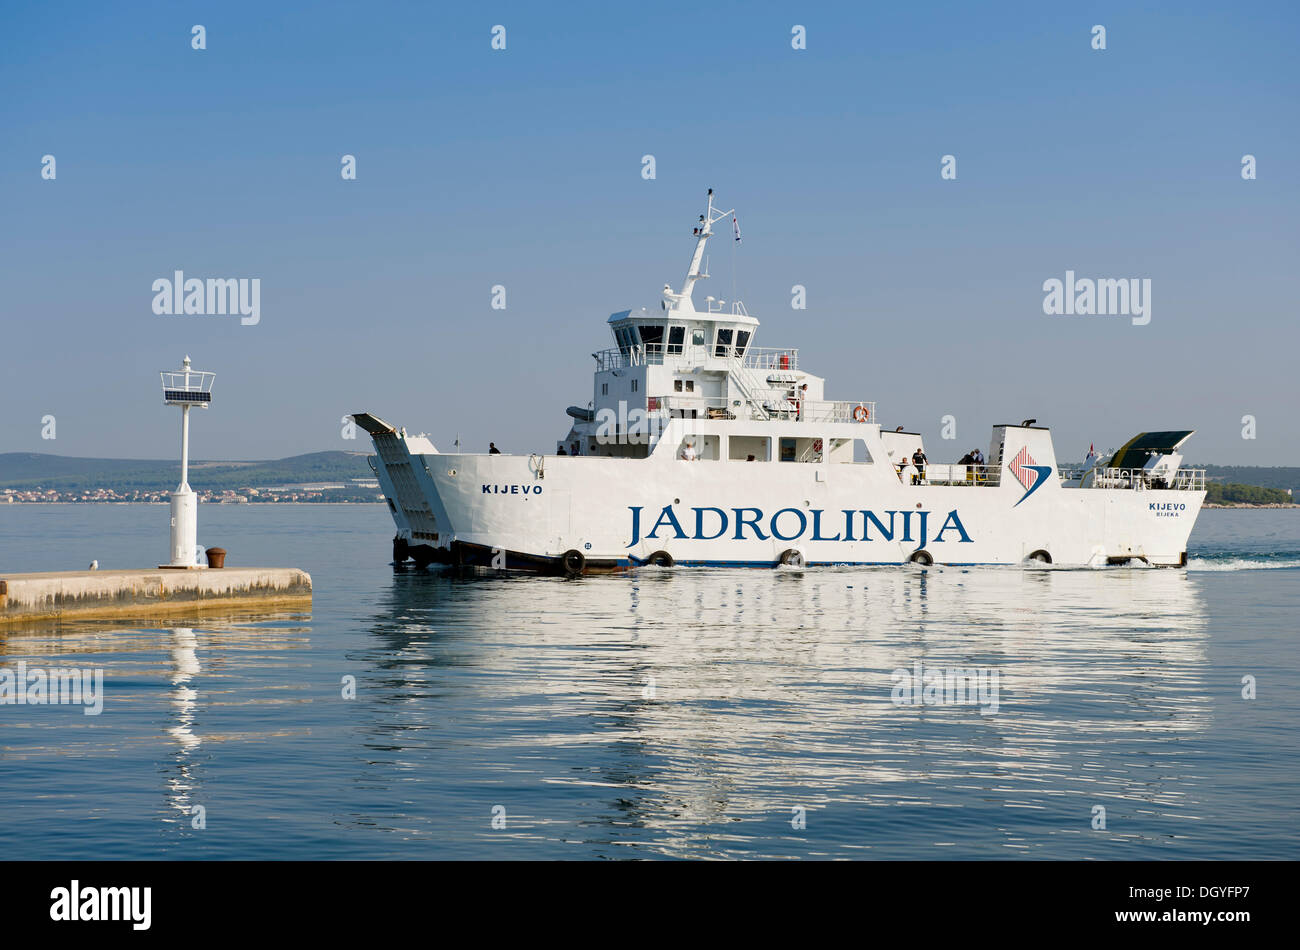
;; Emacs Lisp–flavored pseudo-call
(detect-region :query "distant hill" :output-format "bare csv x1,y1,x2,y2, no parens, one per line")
0,451,372,491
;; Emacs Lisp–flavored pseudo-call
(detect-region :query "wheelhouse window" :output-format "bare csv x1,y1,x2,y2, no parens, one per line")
735,330,751,357
615,326,634,356
667,326,685,354
691,328,706,346
637,325,664,348
714,328,734,357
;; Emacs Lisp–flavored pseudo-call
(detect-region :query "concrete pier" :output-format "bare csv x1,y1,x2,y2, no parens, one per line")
0,568,312,623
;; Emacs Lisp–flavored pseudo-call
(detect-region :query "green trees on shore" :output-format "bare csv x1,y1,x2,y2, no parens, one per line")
1205,482,1293,505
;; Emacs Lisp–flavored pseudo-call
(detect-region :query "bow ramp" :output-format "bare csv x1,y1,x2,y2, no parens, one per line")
351,411,444,557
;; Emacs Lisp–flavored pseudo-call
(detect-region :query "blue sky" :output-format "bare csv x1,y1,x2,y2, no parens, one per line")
1,0,1297,464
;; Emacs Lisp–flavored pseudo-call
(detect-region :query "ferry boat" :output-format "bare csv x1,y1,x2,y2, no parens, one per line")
354,190,1205,574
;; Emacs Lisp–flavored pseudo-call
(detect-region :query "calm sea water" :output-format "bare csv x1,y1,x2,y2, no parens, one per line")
1,503,1297,860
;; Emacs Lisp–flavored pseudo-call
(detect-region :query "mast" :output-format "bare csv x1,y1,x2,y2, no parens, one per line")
670,188,732,313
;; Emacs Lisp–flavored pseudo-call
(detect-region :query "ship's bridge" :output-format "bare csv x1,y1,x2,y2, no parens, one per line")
605,303,761,367
562,190,875,458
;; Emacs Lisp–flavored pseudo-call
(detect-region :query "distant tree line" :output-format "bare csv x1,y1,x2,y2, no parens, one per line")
1198,466,1300,491
1205,482,1293,505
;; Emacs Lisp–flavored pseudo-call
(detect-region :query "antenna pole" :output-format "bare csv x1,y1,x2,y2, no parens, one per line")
678,188,733,307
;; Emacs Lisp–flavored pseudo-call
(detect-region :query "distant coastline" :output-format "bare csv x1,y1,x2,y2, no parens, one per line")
3,452,1296,508
0,450,380,504
5,501,1295,509
1,499,381,505
1203,503,1298,509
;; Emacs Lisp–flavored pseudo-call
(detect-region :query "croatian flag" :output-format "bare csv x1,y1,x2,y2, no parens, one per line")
733,215,742,244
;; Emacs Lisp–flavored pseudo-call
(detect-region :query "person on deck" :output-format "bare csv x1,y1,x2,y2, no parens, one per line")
957,450,975,483
911,448,928,485
489,442,501,454
964,451,980,482
680,441,698,461
897,454,914,484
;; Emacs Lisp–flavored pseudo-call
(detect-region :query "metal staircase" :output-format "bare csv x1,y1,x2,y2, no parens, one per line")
727,358,774,420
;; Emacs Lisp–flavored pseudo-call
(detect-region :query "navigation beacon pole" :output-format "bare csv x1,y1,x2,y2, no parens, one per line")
160,356,215,568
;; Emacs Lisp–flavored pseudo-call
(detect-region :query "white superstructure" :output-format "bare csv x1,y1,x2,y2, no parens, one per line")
356,191,1205,574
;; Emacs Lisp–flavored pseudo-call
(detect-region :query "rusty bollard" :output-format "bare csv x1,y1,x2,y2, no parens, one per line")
206,547,227,568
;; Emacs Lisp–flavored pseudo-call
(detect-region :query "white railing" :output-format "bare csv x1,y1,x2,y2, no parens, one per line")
801,400,876,424
650,393,879,426
593,346,662,370
593,344,801,371
1060,467,1205,491
737,347,799,370
909,463,1001,486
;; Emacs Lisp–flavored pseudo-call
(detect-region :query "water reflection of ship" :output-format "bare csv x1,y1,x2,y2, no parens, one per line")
357,568,1211,850
367,567,1209,699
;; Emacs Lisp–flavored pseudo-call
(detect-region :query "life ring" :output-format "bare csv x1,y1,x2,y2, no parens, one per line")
561,549,586,576
853,405,870,423
812,439,823,453
646,550,674,568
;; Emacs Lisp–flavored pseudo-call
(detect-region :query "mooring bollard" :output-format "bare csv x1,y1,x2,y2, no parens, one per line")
206,547,227,569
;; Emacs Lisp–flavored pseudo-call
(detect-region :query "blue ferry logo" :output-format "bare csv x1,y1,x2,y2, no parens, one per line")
1008,446,1051,507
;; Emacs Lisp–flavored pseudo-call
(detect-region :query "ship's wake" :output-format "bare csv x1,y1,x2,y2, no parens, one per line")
1185,553,1300,571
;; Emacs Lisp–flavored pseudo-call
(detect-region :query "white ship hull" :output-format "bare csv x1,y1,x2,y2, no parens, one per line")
358,417,1203,573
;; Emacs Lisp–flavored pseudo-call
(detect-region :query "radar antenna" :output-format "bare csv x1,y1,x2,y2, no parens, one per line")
666,188,734,314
